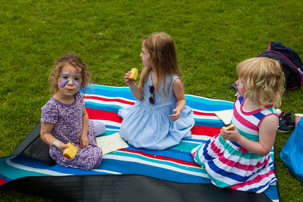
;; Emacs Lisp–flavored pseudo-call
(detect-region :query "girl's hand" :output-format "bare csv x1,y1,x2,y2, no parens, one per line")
170,108,180,121
125,71,140,98
220,127,241,142
172,79,186,120
53,140,69,151
124,71,135,85
80,134,89,148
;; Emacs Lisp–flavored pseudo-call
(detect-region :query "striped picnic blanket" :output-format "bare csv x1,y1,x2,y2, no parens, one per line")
0,84,279,201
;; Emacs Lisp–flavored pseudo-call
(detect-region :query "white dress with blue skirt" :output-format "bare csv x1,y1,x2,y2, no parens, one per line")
118,72,195,150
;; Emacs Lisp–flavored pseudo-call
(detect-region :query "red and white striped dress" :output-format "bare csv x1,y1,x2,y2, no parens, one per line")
191,96,277,193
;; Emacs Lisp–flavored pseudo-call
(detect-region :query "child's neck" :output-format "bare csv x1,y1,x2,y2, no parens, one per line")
53,92,75,105
242,98,260,111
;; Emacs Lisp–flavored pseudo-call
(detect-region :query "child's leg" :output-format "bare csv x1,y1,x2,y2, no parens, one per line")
93,120,105,136
93,155,103,168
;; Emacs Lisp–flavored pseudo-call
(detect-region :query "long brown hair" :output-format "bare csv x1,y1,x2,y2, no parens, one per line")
138,32,181,100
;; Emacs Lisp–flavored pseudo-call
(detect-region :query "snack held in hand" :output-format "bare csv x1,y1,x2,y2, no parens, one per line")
129,68,138,80
221,124,235,140
223,124,235,131
63,142,78,160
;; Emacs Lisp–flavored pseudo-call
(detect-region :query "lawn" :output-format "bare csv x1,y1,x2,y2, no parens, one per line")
0,0,303,201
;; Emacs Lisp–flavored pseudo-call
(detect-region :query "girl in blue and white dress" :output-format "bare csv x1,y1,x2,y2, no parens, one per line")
118,32,195,150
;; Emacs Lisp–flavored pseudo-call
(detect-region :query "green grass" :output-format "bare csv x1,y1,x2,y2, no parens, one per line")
1,0,303,201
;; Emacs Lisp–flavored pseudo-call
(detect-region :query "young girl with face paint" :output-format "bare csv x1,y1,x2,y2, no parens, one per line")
191,57,285,193
40,54,105,170
118,32,195,150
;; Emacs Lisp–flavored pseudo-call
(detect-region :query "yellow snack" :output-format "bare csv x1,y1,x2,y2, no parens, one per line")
63,142,78,160
129,68,138,80
221,124,235,140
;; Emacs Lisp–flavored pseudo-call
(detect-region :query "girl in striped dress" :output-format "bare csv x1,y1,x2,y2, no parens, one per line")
192,57,285,193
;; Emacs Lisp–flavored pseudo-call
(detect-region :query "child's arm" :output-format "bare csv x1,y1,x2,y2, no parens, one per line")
222,114,278,156
40,122,69,151
124,71,143,100
170,78,186,121
80,107,89,149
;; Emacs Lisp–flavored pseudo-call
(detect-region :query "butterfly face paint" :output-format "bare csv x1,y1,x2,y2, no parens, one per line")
59,71,82,89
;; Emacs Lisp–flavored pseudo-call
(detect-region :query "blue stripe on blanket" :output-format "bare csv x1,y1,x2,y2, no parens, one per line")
186,97,234,111
85,102,121,113
86,85,136,101
194,118,225,127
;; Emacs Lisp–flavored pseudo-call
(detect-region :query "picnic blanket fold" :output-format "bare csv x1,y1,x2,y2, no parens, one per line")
0,84,279,202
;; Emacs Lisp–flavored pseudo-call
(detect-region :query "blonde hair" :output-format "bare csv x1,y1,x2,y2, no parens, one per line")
237,57,285,108
138,32,181,99
49,54,90,94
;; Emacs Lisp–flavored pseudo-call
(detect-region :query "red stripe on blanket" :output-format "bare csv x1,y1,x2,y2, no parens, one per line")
84,96,135,105
191,125,220,137
193,111,216,116
84,97,217,118
0,178,7,186
86,108,123,123
86,108,220,136
120,148,200,167
84,97,218,123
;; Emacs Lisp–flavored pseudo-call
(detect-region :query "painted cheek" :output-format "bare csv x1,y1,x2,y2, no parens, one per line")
60,79,69,88
241,87,246,93
73,79,81,88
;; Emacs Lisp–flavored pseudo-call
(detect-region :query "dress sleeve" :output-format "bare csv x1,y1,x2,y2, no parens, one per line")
171,74,179,91
172,74,179,82
41,100,58,124
75,92,85,108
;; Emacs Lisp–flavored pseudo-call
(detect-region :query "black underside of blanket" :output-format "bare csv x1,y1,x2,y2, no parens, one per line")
12,122,56,166
2,175,271,202
2,122,271,202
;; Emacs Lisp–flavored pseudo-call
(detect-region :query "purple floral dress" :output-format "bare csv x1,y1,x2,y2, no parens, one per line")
41,92,102,170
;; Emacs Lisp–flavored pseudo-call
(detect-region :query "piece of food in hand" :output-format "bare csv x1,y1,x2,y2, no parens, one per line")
63,142,78,160
129,68,138,80
223,124,235,131
221,124,235,140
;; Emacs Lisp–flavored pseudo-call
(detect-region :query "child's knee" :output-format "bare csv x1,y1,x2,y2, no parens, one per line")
93,156,102,168
93,120,105,136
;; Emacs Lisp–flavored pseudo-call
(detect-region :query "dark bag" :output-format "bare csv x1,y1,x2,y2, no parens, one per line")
257,42,303,90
